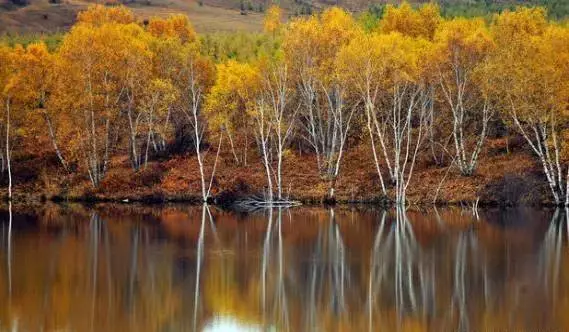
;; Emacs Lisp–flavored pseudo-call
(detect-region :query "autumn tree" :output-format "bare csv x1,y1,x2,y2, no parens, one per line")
264,5,283,36
487,7,569,206
76,4,135,27
339,32,432,204
380,2,441,40
206,57,296,202
55,21,152,186
147,14,198,44
139,79,178,168
205,60,257,165
434,18,495,176
0,45,15,198
180,51,217,202
283,7,360,200
10,43,70,172
255,58,297,201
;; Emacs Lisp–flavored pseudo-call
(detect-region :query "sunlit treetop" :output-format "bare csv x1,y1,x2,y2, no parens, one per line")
337,31,432,96
147,14,198,44
263,5,283,35
492,6,548,43
76,5,135,27
380,2,441,40
283,7,359,81
5,42,55,108
434,17,494,75
56,22,153,116
204,60,261,132
0,44,16,99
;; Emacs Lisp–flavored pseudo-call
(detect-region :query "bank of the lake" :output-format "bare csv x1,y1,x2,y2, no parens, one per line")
0,136,554,207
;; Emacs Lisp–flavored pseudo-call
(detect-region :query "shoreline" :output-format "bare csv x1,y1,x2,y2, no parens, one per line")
3,191,561,209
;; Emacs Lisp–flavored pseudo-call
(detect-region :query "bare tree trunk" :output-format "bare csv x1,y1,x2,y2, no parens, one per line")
43,113,69,172
510,112,566,206
127,106,140,171
226,127,240,165
365,104,387,196
185,64,221,203
369,84,427,205
5,98,11,200
258,111,274,202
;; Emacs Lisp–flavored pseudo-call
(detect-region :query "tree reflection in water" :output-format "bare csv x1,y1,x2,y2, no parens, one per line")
0,205,567,331
367,207,437,331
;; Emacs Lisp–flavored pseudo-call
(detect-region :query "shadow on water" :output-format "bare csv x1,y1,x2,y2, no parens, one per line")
0,203,567,331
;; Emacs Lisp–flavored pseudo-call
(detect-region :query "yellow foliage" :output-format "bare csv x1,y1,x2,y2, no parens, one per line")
380,2,441,40
147,14,198,44
263,5,283,35
76,5,135,27
337,32,431,93
434,17,494,92
6,42,54,107
492,6,548,43
483,7,569,156
283,7,359,84
204,60,260,132
0,44,15,100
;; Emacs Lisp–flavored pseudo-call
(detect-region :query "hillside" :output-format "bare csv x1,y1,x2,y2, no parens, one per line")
0,0,265,34
1,0,567,35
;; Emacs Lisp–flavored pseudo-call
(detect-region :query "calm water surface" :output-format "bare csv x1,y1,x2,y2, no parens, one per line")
0,204,568,331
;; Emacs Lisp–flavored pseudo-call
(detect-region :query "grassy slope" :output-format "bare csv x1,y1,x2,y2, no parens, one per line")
2,0,561,36
0,0,264,34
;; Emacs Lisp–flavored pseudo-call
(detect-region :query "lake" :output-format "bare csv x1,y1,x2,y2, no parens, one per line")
0,204,567,331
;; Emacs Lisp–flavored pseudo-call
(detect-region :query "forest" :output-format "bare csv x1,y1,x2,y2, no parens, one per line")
0,3,568,206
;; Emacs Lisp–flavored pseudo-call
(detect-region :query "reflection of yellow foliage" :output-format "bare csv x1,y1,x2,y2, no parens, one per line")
204,256,262,325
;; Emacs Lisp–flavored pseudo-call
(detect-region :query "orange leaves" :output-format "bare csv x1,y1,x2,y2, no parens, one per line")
147,15,197,44
380,2,441,40
0,44,15,99
76,5,135,27
263,5,283,35
57,22,152,118
486,8,569,124
283,7,359,81
435,18,494,64
338,31,432,95
9,43,53,101
492,7,548,42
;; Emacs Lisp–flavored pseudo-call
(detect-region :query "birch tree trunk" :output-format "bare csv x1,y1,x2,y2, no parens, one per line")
5,98,11,200
298,76,355,200
368,84,429,205
510,111,568,206
254,100,274,202
43,113,69,172
439,73,493,176
185,64,222,203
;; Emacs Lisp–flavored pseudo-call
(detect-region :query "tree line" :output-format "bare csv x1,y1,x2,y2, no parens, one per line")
0,3,568,205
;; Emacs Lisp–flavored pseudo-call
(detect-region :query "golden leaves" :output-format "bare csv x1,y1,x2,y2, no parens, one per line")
263,5,283,35
487,8,569,124
204,60,261,131
147,14,198,44
380,2,441,40
76,5,135,27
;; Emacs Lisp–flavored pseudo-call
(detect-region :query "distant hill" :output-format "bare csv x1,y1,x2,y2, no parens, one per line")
0,0,265,34
0,0,566,35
